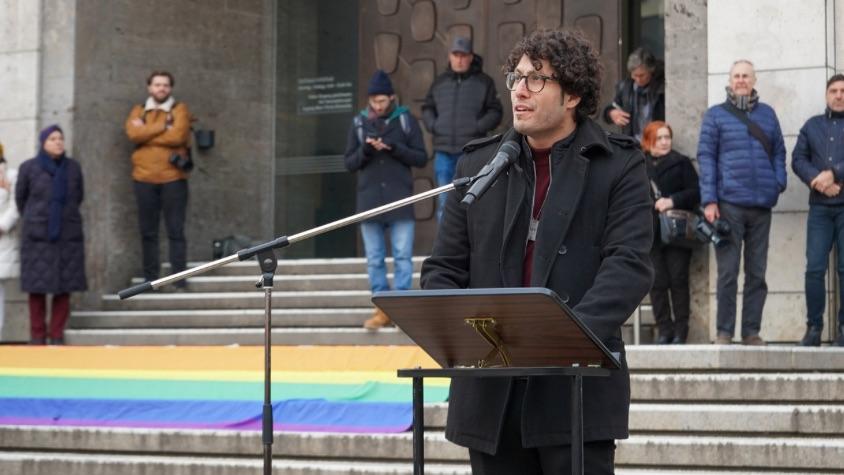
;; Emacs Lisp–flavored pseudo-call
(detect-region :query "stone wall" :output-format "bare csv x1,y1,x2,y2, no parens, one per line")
73,0,276,304
703,0,841,342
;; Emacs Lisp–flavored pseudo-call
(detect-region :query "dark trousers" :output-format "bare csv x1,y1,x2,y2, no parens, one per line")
715,202,771,338
805,204,844,328
468,379,616,475
649,245,692,340
29,293,70,341
134,180,188,283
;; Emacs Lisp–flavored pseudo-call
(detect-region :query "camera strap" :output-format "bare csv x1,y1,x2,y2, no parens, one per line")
721,101,774,162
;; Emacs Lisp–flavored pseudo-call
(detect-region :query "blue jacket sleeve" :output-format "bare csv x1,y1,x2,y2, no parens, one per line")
771,111,787,192
792,121,820,186
696,109,720,205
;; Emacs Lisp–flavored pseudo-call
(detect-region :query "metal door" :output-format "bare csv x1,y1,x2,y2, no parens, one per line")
359,0,622,254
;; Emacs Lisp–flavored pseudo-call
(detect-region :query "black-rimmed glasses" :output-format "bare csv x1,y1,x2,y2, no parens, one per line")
504,71,557,93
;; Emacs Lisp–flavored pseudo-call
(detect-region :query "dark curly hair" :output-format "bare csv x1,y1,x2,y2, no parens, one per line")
504,29,602,121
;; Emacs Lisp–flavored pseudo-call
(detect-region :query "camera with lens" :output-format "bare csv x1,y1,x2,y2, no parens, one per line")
169,151,194,172
694,215,731,248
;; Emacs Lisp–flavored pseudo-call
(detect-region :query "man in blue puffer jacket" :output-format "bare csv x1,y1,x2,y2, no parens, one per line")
792,74,844,347
698,59,787,346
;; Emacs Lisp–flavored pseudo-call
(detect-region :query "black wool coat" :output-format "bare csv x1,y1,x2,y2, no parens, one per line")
343,108,428,223
420,119,654,454
15,157,87,294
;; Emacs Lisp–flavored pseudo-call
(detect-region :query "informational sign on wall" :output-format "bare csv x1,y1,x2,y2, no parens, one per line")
297,76,354,115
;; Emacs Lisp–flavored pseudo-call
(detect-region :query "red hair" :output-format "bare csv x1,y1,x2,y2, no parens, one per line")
640,121,672,154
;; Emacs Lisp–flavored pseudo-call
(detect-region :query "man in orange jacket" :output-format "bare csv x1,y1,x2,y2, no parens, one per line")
125,70,192,288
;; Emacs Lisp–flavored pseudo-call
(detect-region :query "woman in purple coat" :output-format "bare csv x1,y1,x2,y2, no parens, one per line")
16,125,87,344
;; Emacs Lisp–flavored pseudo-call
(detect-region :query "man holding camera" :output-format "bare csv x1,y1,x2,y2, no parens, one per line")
792,74,844,347
697,60,787,345
125,70,192,289
344,70,427,330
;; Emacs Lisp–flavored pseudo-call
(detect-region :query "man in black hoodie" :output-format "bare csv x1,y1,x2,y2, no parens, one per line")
422,36,502,221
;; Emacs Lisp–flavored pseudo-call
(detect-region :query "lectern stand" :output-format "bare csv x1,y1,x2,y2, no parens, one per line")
372,287,621,475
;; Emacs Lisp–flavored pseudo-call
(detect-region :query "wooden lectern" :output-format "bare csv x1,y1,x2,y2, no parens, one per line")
372,287,621,475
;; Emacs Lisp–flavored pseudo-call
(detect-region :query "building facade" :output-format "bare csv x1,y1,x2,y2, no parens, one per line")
0,0,842,343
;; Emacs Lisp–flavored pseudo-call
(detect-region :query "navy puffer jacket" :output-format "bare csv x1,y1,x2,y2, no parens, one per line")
697,102,787,208
791,111,844,205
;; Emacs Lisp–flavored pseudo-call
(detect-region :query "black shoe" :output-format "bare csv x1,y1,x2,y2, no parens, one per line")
800,326,822,347
656,334,674,345
29,338,46,346
836,326,844,347
671,335,687,344
48,338,65,346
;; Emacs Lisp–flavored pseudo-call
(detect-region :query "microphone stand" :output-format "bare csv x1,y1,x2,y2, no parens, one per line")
118,176,482,475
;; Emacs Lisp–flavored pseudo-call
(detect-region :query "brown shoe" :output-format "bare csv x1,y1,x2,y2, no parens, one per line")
742,334,766,346
715,333,732,345
363,308,391,330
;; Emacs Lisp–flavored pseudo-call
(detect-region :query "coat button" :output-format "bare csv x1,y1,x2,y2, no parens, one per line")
580,146,587,153
561,293,570,303
558,245,568,255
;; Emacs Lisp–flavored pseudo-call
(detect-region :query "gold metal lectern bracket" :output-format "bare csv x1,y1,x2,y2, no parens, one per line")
465,317,512,367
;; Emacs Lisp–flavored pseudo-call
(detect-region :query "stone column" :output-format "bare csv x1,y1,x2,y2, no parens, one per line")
664,0,709,342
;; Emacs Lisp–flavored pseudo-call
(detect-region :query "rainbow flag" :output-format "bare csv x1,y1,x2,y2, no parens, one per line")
0,346,447,433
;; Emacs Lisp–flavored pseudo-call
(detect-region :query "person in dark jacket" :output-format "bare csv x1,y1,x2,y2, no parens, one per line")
698,59,787,346
344,70,427,330
792,74,844,347
422,36,502,221
603,47,665,141
642,121,700,344
421,29,653,474
16,125,87,345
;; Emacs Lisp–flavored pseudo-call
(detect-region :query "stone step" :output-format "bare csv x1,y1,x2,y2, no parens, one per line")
64,327,414,346
625,345,844,372
2,426,842,471
422,403,844,435
631,373,844,402
101,291,375,311
69,308,374,328
130,274,422,293
0,451,833,475
160,257,425,277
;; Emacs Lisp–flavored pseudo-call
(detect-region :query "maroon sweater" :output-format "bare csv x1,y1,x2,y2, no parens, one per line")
521,146,552,286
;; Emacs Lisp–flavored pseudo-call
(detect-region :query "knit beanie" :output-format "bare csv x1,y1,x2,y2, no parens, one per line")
39,124,63,148
367,70,394,96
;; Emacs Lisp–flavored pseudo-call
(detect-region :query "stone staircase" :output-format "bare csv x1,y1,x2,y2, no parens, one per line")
66,257,656,345
1,347,843,474
5,258,841,474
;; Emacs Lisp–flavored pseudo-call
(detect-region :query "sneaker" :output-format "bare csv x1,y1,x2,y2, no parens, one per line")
742,334,766,346
799,325,822,347
363,308,392,330
715,333,732,345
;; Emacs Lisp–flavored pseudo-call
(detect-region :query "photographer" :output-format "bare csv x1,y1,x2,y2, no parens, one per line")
125,70,192,290
642,121,700,344
697,60,787,345
343,70,427,330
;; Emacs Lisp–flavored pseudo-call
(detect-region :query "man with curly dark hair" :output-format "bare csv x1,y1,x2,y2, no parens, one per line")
421,29,653,473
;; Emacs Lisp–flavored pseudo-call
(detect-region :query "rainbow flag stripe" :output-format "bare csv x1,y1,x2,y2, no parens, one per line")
0,346,447,433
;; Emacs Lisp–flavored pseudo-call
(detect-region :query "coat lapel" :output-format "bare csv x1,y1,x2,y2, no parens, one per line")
499,144,529,287
531,122,610,287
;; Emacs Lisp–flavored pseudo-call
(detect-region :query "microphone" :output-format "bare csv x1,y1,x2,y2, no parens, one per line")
460,140,521,207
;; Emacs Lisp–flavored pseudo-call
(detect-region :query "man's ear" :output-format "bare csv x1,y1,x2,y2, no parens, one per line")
564,94,581,111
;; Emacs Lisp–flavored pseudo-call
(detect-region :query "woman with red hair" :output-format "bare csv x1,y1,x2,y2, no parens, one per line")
642,121,700,343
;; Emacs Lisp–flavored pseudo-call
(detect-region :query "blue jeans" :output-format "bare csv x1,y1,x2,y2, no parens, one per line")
360,219,414,292
805,204,844,328
434,152,462,222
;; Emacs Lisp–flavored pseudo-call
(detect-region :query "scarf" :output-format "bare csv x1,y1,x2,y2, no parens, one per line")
725,86,759,111
36,125,69,242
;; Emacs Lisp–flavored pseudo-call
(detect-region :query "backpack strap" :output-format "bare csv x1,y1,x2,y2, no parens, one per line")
399,112,410,135
353,115,365,144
